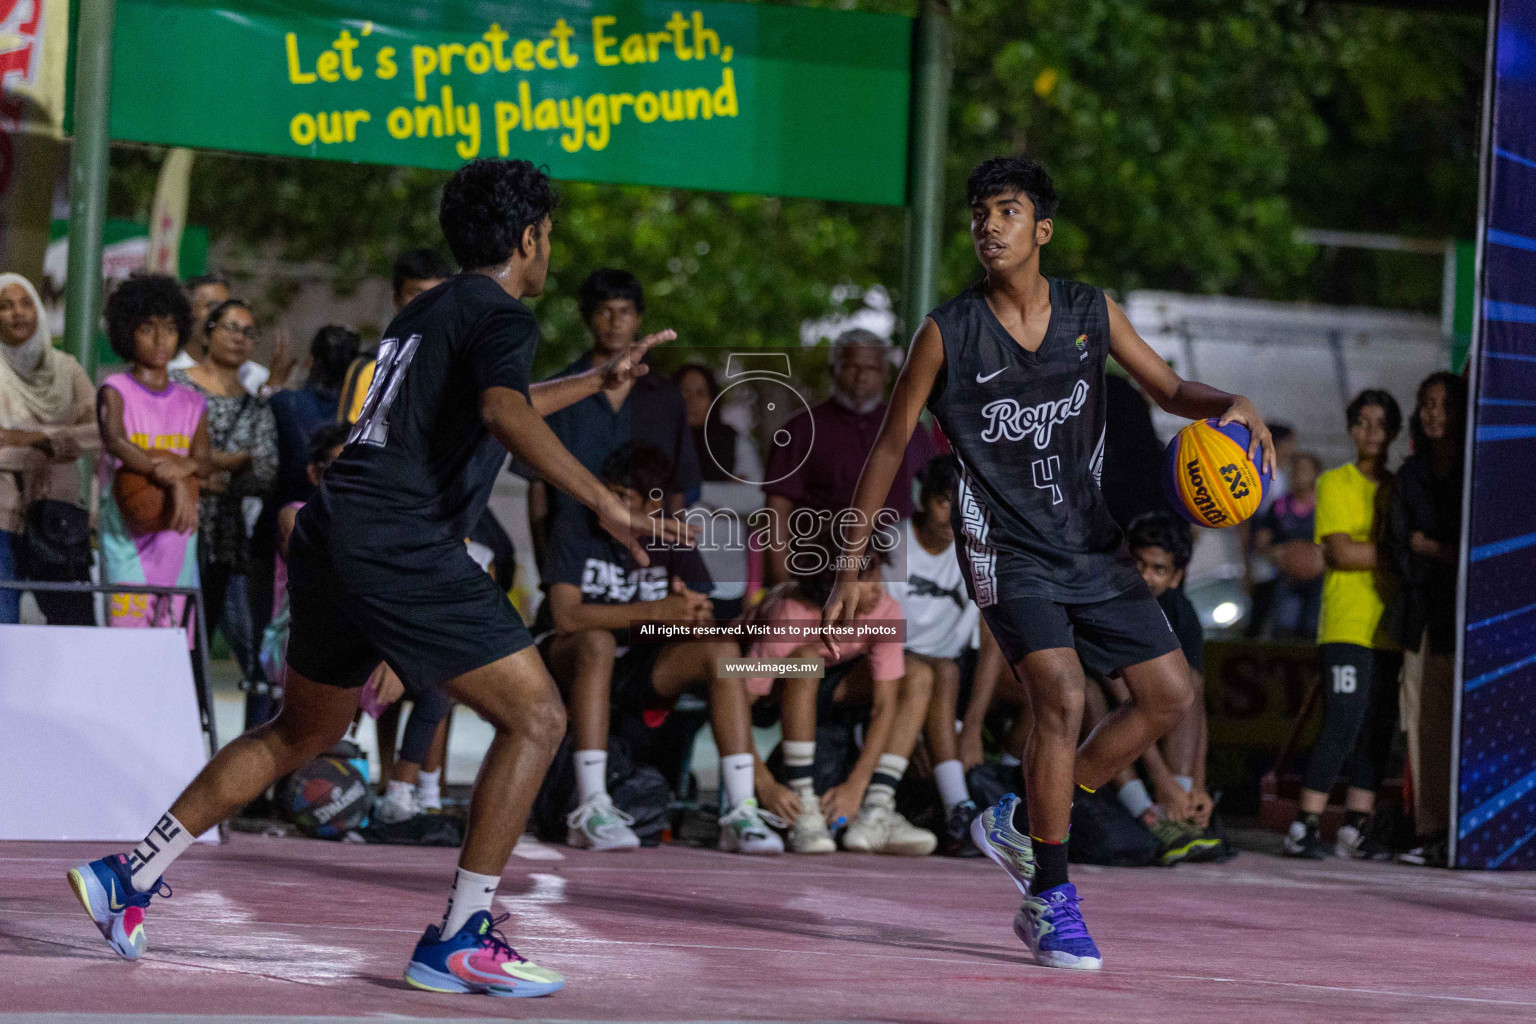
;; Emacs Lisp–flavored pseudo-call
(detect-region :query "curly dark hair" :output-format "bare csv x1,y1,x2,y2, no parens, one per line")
1126,510,1194,570
600,442,673,500
307,422,351,467
439,159,558,270
308,325,362,393
105,273,192,363
966,156,1059,221
579,268,645,317
1346,388,1403,437
1409,370,1468,454
391,248,453,296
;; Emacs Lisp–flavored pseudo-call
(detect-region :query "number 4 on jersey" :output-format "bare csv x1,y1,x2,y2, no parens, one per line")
350,334,422,447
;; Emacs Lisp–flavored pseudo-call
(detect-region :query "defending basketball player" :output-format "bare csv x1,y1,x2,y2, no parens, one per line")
823,156,1274,970
66,159,688,997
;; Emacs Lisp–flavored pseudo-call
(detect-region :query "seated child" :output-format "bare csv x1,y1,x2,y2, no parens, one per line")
537,443,781,855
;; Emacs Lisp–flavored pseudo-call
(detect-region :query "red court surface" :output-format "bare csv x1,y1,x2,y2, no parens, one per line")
3,835,1534,1023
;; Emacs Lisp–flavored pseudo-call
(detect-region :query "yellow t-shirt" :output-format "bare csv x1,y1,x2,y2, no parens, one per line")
1314,463,1395,649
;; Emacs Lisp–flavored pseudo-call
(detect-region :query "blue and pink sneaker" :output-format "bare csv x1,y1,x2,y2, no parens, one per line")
404,910,564,997
1014,883,1103,970
66,854,170,961
970,793,1035,897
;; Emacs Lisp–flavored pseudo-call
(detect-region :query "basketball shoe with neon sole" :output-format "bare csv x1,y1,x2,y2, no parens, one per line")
1014,883,1103,970
66,853,170,961
404,910,564,997
970,793,1035,897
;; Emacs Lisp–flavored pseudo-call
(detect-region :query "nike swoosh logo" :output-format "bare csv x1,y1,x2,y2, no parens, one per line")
108,879,124,912
977,368,1007,383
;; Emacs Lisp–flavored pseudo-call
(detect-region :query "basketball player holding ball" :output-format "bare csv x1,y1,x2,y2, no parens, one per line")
824,156,1274,970
68,159,686,997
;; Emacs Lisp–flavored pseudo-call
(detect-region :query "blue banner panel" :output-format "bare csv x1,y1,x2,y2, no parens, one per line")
1458,0,1536,870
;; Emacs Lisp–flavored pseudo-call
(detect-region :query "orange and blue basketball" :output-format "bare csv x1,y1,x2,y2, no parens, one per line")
1162,419,1270,528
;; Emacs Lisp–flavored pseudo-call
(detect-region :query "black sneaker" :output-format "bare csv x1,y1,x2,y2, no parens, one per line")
1398,833,1449,867
1336,821,1393,861
940,800,983,857
1282,820,1326,859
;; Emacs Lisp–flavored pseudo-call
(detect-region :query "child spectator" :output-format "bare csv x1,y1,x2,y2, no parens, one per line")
884,454,985,856
1285,389,1403,860
746,533,937,856
1253,452,1324,638
537,443,781,854
97,274,210,632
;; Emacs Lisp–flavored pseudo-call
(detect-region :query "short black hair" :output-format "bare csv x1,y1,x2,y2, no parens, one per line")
580,268,645,317
309,325,362,393
600,442,672,500
1269,422,1295,446
184,272,229,293
673,362,718,398
1126,510,1193,571
966,156,1059,221
918,454,959,510
391,248,453,296
438,159,558,270
204,298,252,336
105,273,192,362
308,422,351,466
1346,389,1403,436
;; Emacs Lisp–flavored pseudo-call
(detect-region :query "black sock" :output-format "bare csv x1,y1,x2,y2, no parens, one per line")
1032,838,1069,893
1298,811,1321,833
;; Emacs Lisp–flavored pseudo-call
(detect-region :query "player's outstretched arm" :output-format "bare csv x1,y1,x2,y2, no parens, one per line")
481,385,690,566
528,329,677,416
1105,296,1276,476
821,318,946,645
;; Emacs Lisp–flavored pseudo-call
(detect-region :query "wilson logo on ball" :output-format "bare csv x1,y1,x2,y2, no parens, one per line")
1163,419,1270,528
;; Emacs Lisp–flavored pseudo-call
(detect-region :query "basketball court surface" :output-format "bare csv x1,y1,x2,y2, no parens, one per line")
3,834,1533,1023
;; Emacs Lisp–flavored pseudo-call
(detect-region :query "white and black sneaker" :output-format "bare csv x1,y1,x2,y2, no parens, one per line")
1282,820,1326,860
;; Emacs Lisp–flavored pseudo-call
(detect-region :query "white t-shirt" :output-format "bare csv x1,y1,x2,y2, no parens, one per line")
168,350,270,397
884,519,980,660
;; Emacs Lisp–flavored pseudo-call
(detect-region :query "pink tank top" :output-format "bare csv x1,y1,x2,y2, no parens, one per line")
97,371,206,485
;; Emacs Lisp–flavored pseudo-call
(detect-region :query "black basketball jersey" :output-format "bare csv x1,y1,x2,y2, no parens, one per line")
926,277,1142,605
304,273,537,583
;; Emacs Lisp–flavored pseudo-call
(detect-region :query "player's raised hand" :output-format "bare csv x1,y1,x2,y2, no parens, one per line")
599,329,677,391
1217,395,1276,478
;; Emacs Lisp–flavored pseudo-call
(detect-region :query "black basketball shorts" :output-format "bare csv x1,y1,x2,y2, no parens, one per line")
980,580,1183,678
284,527,533,693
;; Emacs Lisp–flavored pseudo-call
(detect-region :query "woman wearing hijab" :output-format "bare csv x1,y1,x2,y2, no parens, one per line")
0,272,99,624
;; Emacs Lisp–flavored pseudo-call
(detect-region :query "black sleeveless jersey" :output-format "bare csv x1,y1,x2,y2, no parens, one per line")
926,278,1142,606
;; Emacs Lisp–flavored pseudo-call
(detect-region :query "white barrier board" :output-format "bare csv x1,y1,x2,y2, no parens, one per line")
0,625,212,841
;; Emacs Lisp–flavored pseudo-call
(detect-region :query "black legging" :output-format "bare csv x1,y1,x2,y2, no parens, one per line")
1304,643,1403,795
399,685,452,765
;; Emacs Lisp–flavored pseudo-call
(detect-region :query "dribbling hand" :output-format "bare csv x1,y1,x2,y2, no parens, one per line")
1217,396,1276,478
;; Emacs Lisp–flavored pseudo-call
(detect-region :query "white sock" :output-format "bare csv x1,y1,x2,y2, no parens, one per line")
1173,775,1194,793
864,753,909,810
783,740,816,798
574,749,608,804
999,752,1022,768
1118,779,1154,820
934,759,969,812
441,866,500,937
720,752,756,809
128,812,194,892
386,779,414,802
416,768,442,809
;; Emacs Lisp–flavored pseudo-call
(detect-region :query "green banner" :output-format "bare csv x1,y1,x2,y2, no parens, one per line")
104,0,912,205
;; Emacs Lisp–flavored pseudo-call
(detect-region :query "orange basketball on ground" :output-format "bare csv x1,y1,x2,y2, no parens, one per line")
113,464,198,536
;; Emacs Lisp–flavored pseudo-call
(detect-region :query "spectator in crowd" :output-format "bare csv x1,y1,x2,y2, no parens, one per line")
172,273,293,397
1245,423,1297,636
338,249,454,424
1252,451,1324,638
0,272,98,624
523,269,699,564
884,454,985,855
1285,389,1403,861
762,328,935,585
1098,511,1223,864
746,536,937,856
537,443,781,854
96,274,209,631
1384,370,1467,868
171,298,279,729
673,362,763,484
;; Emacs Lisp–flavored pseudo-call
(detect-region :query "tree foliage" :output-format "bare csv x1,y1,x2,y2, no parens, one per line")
105,0,1484,371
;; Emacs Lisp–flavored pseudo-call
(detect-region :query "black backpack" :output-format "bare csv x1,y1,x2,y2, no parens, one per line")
532,736,671,846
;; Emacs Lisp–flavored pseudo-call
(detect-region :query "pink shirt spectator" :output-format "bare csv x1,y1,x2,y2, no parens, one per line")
742,589,905,694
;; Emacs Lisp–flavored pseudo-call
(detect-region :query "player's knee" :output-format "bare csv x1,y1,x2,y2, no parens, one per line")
1031,676,1085,735
1152,672,1195,726
524,686,568,749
